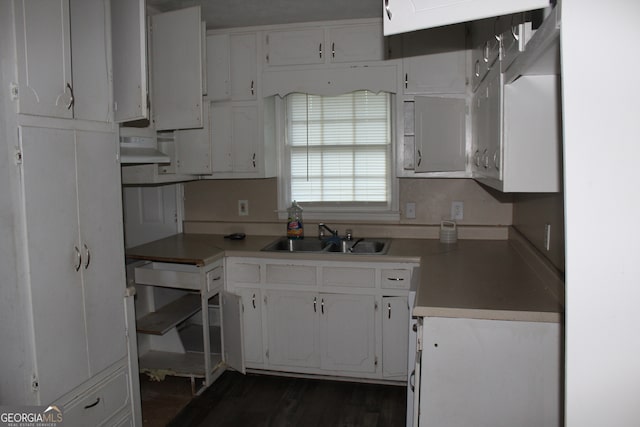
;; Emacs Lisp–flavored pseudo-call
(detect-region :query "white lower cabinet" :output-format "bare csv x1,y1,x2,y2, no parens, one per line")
381,296,410,379
226,257,417,382
266,291,320,369
56,359,132,427
415,316,560,427
238,288,264,365
319,293,376,373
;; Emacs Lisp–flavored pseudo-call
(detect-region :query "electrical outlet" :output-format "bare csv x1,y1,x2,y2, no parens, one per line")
451,201,464,221
405,202,416,219
238,200,249,216
544,224,551,251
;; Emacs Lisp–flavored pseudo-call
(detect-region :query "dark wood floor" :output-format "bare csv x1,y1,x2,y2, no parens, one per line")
161,372,407,427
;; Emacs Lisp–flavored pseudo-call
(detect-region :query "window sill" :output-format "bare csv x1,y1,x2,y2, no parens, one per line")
276,209,400,223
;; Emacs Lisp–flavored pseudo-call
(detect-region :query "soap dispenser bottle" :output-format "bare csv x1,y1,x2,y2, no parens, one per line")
286,201,304,239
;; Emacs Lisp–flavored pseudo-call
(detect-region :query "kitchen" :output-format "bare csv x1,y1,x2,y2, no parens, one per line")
0,1,639,427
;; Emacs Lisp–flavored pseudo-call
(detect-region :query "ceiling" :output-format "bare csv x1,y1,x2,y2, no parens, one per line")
146,0,382,30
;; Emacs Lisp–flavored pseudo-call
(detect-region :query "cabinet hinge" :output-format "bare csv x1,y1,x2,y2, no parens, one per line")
9,82,18,101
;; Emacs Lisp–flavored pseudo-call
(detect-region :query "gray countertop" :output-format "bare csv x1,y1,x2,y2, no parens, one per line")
126,232,563,323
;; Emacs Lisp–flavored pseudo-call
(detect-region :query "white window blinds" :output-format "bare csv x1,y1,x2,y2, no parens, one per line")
285,91,391,206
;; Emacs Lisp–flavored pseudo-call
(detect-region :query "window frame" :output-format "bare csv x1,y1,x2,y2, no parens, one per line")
276,92,400,222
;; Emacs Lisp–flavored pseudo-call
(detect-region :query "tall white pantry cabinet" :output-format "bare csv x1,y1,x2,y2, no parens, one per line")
0,1,140,425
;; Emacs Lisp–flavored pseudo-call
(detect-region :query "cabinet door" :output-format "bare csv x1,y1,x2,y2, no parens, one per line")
111,0,147,122
230,33,257,101
329,23,384,63
414,96,466,173
239,288,264,365
319,294,376,373
381,297,409,378
210,103,233,172
70,0,111,122
151,6,203,130
486,67,503,180
419,317,560,427
402,25,466,95
206,34,231,101
14,0,73,118
221,292,246,374
383,0,550,35
20,127,88,402
266,291,320,368
175,101,212,174
231,105,259,173
264,28,325,66
76,130,127,376
472,77,490,176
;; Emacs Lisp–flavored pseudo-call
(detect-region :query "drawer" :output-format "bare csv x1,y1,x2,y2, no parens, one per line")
134,262,200,290
207,265,224,293
381,269,411,289
322,266,375,288
62,366,130,427
266,263,316,286
227,262,261,284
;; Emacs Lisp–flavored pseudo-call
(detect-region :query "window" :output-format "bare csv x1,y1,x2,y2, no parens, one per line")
282,91,395,218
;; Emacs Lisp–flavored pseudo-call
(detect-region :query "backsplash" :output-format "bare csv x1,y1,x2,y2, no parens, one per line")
182,177,513,239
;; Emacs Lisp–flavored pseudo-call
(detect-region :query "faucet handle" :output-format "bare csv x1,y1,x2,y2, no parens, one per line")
345,229,353,241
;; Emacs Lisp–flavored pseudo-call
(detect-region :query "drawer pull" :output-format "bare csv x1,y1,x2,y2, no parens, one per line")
212,276,222,281
252,293,256,309
387,277,404,281
321,298,325,314
84,397,100,409
313,296,317,313
409,370,416,392
387,302,391,319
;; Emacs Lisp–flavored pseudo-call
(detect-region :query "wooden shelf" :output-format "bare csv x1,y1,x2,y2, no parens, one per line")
137,294,201,335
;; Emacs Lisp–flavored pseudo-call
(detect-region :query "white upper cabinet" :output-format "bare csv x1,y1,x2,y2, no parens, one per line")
14,0,72,119
472,65,561,192
264,20,384,67
111,0,147,123
206,34,231,101
150,6,203,130
382,0,551,35
327,23,384,63
230,33,258,101
414,96,466,173
14,0,113,122
264,27,325,66
400,25,467,95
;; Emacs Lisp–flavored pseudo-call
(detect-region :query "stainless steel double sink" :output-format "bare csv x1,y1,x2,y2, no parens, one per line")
261,237,391,255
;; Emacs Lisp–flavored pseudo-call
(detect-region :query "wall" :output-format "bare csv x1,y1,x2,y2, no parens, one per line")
182,177,513,239
563,1,640,425
512,193,565,272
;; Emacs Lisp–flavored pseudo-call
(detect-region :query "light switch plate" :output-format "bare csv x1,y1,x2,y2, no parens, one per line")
406,202,416,219
238,200,249,216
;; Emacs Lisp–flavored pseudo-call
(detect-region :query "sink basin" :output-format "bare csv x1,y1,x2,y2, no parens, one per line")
261,238,334,253
261,237,390,255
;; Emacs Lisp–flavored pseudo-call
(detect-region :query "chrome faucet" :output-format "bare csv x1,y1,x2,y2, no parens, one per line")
318,223,338,239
